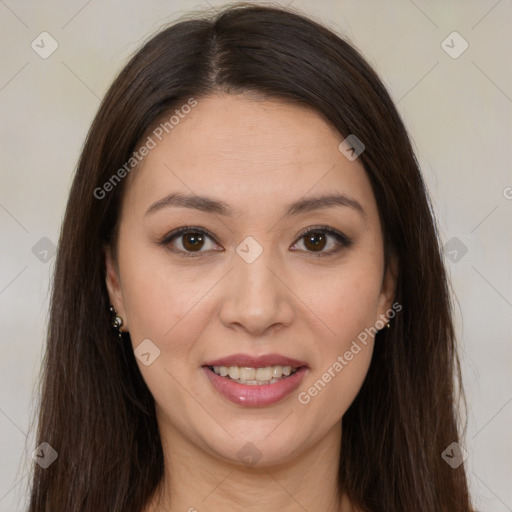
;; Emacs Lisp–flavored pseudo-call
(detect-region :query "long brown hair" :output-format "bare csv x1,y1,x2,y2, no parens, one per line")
26,3,474,511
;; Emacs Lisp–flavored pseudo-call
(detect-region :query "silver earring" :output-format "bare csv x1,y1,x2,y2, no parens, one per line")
109,305,124,338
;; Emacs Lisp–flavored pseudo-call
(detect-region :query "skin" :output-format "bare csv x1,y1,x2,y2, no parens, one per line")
105,93,398,512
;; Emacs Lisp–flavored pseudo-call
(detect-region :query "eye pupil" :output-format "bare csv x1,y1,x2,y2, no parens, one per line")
182,232,204,251
304,231,326,252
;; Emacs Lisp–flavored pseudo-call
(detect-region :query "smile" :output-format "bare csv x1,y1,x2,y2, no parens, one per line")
202,366,309,407
209,364,298,385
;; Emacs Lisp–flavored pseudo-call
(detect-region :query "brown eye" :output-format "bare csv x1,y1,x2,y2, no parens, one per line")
291,226,352,256
161,227,221,257
161,225,351,258
181,232,206,251
303,231,327,252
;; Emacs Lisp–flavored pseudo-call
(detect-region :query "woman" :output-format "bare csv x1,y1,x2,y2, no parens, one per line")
27,3,474,511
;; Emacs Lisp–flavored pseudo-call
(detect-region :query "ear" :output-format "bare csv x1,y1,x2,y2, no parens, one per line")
376,248,399,322
104,245,128,330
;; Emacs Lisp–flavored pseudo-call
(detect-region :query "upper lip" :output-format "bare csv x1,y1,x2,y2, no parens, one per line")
203,353,308,368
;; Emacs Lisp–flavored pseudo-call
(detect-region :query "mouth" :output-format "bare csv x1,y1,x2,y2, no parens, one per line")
206,364,300,385
201,354,309,407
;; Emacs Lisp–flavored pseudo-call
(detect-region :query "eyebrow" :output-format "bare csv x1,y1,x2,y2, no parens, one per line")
145,192,366,219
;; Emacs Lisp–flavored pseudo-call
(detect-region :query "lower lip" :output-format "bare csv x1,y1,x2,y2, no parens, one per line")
202,366,308,407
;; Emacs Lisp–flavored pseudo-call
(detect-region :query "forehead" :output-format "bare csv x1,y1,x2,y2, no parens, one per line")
122,93,377,221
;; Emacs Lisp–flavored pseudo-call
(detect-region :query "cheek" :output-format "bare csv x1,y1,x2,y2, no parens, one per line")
116,252,212,407
294,257,383,418
298,258,384,348
118,237,214,341
298,345,373,433
118,248,213,414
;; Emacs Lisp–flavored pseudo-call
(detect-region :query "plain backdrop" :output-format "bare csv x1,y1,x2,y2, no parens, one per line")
0,1,511,510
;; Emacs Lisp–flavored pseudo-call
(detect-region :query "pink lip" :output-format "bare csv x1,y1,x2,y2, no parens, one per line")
203,353,309,368
202,366,308,407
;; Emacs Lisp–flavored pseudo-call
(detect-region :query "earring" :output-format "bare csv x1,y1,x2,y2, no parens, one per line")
109,305,124,338
378,319,391,334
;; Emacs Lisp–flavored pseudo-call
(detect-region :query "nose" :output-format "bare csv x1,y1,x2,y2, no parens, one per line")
218,244,295,337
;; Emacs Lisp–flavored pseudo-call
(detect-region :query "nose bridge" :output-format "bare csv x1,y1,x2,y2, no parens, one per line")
219,234,293,334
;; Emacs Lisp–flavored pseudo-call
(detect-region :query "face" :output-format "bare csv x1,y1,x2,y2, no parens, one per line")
106,93,397,466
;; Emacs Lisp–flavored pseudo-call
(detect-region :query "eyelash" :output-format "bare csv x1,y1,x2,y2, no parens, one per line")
159,225,352,258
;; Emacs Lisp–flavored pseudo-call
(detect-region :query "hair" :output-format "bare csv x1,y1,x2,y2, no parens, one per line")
26,3,474,511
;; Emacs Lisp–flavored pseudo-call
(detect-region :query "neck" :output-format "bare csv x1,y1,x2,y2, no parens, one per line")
144,419,356,512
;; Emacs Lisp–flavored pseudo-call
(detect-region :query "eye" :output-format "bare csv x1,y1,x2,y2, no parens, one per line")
160,226,222,257
291,225,352,257
160,225,352,258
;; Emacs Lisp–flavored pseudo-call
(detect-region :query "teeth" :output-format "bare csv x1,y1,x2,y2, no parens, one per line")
240,367,256,380
255,367,273,381
228,366,240,379
211,365,298,384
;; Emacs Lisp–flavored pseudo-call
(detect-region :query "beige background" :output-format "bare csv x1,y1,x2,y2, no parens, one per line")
1,0,511,510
